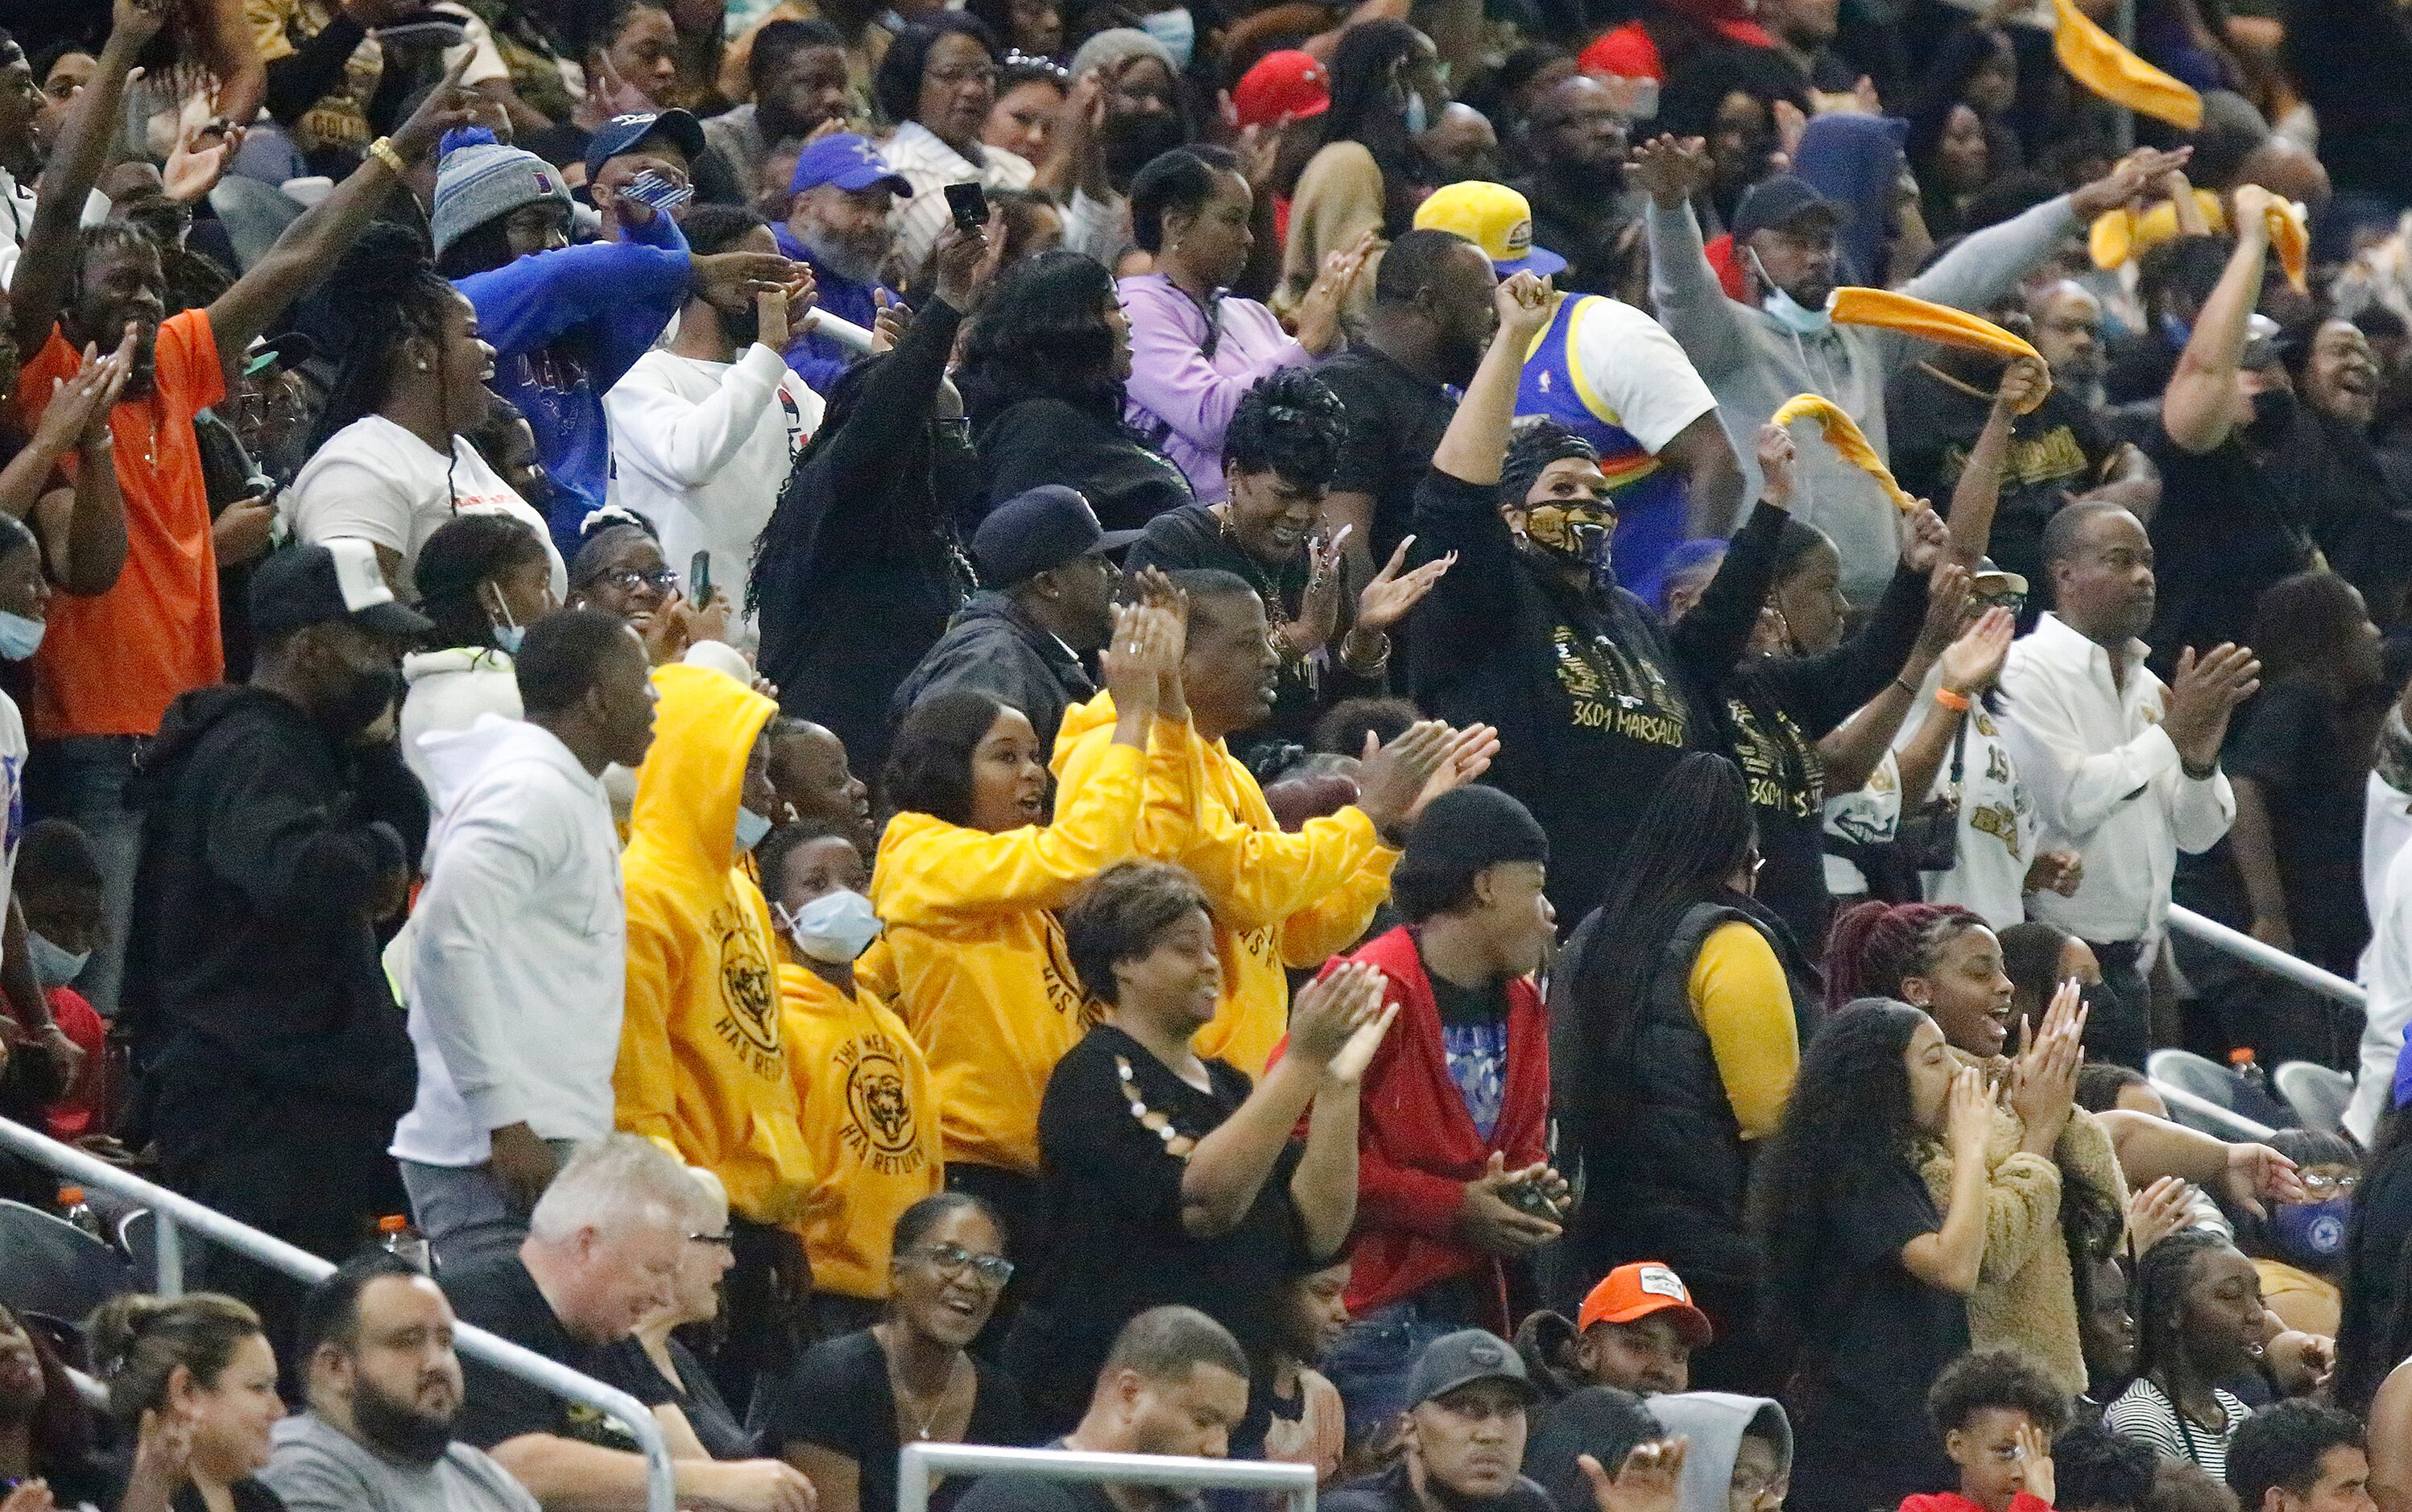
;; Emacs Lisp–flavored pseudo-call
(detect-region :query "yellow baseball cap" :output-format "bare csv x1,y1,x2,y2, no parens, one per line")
1413,181,1566,279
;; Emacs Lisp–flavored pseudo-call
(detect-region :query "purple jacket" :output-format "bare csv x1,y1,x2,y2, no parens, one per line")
1116,273,1309,503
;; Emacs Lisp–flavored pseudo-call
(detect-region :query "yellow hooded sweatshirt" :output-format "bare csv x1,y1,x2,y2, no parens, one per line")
867,737,1151,1175
1053,695,1398,1076
780,961,943,1299
614,663,813,1226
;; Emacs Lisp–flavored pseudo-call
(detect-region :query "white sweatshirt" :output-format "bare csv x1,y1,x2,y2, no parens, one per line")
391,715,625,1168
603,343,820,640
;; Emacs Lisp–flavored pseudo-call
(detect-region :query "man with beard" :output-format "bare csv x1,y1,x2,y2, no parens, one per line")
1058,29,1189,263
704,19,856,204
954,1307,1252,1512
1317,229,1500,583
606,204,823,644
1322,1331,1558,1512
263,1252,540,1512
777,132,910,394
1998,502,2254,1068
122,540,435,1348
1637,132,2186,603
1510,74,1637,298
1886,288,2149,618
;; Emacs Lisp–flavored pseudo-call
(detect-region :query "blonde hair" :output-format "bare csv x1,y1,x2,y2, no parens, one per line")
85,1293,265,1426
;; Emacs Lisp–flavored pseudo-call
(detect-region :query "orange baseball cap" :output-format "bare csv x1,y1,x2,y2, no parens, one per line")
1577,1262,1715,1345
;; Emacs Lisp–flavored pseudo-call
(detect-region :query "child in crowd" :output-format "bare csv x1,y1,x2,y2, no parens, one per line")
1266,1258,1352,1485
1905,1349,2073,1512
21,819,110,1143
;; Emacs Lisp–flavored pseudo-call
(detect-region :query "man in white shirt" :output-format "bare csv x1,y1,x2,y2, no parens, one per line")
604,204,821,645
393,609,659,1271
1998,500,2259,1068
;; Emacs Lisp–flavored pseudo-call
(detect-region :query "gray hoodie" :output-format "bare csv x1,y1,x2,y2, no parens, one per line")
1646,1392,1796,1512
1645,192,2080,601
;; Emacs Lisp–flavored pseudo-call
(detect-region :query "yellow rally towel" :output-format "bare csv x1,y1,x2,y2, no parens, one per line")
2265,197,2310,292
2089,190,2227,269
1771,394,1918,514
1827,287,2051,413
2047,0,2203,129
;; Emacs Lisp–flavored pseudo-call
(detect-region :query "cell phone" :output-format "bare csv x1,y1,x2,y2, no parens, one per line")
943,180,989,237
689,550,714,608
1500,1178,1565,1222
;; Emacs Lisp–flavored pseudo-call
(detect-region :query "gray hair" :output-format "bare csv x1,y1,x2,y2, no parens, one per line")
527,1134,705,1243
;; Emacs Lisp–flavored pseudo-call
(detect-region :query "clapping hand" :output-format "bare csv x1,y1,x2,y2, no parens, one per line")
1288,961,1395,1081
1578,1440,1689,1512
1355,535,1455,637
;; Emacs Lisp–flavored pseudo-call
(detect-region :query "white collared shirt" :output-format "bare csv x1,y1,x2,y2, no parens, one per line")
879,120,1035,274
1996,612,2235,944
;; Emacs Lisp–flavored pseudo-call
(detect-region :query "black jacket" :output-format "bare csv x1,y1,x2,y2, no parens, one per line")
121,685,425,1156
890,591,1098,757
755,298,973,781
972,397,1194,534
1550,900,1810,1331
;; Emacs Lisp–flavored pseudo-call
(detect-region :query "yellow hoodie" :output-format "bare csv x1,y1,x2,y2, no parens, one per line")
614,664,813,1225
780,961,943,1299
1053,695,1398,1076
868,737,1151,1175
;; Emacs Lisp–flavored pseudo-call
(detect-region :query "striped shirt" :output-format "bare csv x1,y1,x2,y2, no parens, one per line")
2104,1377,2250,1481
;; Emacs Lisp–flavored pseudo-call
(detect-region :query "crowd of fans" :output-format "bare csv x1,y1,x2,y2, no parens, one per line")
5,0,2412,1509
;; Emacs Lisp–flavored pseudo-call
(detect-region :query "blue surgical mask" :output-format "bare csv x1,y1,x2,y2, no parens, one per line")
1137,7,1194,69
0,609,45,662
1761,283,1833,336
734,804,774,853
2272,1197,2351,1262
27,929,88,990
775,889,883,964
1402,85,1430,135
490,594,525,655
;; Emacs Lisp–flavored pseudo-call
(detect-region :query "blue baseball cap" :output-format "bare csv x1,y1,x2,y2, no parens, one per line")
582,109,707,178
791,134,915,197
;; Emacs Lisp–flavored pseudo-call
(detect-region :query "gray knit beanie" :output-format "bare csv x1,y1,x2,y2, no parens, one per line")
430,127,575,258
1069,26,1177,81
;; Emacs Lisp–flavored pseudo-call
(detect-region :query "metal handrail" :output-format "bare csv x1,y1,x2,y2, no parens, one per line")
0,1117,677,1512
2167,906,2369,1010
900,1442,1316,1512
2148,1079,2279,1142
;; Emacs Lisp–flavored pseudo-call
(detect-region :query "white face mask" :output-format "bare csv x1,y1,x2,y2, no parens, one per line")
28,929,88,990
1750,247,1833,335
775,889,883,963
1137,7,1195,69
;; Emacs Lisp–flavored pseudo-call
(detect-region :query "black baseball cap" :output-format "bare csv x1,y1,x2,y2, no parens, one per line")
972,485,1143,586
1730,176,1847,242
250,539,435,639
583,109,708,178
1403,1330,1540,1411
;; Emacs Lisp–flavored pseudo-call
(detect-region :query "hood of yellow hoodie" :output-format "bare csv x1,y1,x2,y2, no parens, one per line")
631,663,779,875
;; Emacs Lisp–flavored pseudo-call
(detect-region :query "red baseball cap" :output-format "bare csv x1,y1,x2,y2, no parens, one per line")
1577,1262,1715,1346
1233,50,1331,130
1578,24,1663,81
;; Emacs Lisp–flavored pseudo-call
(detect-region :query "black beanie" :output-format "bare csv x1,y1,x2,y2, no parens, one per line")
1392,786,1549,919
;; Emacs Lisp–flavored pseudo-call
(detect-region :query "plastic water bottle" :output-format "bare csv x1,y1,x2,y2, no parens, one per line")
2231,1047,2273,1100
379,1214,433,1274
58,1185,104,1242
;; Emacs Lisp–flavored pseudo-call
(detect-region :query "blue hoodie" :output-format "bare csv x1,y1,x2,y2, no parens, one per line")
453,212,693,557
1792,113,1908,289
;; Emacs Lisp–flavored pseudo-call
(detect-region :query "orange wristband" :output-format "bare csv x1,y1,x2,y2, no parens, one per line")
1934,686,1972,713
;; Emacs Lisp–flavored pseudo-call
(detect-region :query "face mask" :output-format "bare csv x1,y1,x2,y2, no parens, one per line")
2271,1196,2351,1262
1103,109,1188,183
0,609,44,662
1402,85,1430,135
775,889,883,963
323,663,406,737
1524,501,1617,589
1137,7,1194,69
734,804,774,853
1749,247,1832,336
487,592,525,655
27,930,88,990
2249,385,2298,442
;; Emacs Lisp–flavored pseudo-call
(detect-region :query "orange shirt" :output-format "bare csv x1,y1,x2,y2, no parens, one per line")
10,311,225,738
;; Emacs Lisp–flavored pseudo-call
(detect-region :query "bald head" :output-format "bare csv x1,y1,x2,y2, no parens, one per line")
2027,279,2105,390
1528,74,1629,174
2235,138,2330,213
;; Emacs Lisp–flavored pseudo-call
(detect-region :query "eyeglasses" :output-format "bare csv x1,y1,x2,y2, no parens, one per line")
929,63,999,89
913,1241,1014,1285
2302,1171,2359,1196
603,567,681,595
1729,1471,1785,1504
932,415,973,444
688,1230,736,1246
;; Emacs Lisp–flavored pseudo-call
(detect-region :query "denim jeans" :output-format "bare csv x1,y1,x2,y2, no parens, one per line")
1321,1299,1465,1448
399,1138,578,1274
27,736,145,1016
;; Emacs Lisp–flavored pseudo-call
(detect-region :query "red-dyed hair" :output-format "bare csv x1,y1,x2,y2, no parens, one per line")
1822,900,1989,1013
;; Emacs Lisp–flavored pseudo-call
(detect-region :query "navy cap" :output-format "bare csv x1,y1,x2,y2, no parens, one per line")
972,485,1142,585
1403,1330,1539,1411
1730,175,1847,242
790,133,915,197
583,109,708,178
250,539,434,640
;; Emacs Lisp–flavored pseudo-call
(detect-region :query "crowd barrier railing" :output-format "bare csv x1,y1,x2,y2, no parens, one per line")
899,1441,1316,1512
2166,906,2369,1010
0,1116,679,1512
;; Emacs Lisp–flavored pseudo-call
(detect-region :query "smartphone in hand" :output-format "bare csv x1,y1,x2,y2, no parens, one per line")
943,180,989,237
689,550,714,608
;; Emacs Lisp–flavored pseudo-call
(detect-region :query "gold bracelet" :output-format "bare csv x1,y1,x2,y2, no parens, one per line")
366,136,408,176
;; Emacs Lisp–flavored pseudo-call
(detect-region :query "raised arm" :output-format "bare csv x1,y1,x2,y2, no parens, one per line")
1943,357,2048,564
1901,1064,1993,1294
2162,188,2275,455
1434,271,1554,485
11,0,164,358
1636,135,1752,382
208,54,485,385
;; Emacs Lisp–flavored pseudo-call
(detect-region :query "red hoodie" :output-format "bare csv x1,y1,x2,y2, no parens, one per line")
1308,924,1549,1328
1903,1491,2056,1512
